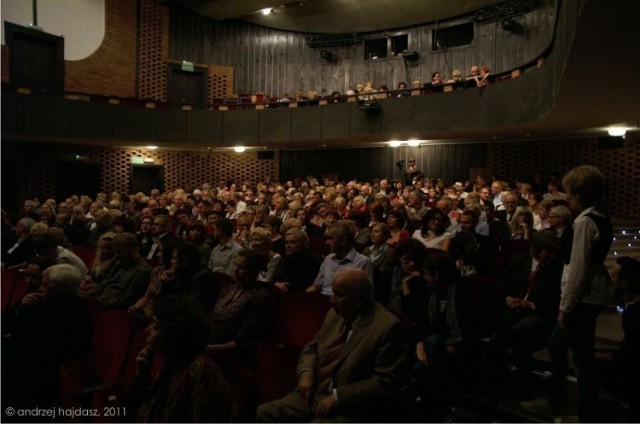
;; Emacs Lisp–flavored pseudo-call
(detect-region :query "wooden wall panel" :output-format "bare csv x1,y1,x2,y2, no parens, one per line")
169,1,555,97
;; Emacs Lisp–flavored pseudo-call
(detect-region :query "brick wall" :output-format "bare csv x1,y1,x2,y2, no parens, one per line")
4,141,276,202
489,137,640,221
64,0,137,97
137,0,169,101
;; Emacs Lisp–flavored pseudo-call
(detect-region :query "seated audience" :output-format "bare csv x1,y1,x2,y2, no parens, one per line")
256,268,408,422
412,208,452,251
497,231,563,392
136,216,154,258
132,296,238,423
187,221,212,266
249,227,282,283
509,206,536,240
91,231,117,282
273,228,321,293
364,223,396,304
414,254,478,421
158,242,219,311
308,220,373,296
547,205,573,264
387,238,428,322
262,215,285,255
386,209,411,247
2,217,36,268
206,249,273,356
80,232,151,309
2,264,92,411
146,213,180,261
33,234,89,275
128,239,177,319
208,218,242,275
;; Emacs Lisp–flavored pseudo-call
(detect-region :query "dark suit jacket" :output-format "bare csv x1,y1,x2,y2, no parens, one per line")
298,303,407,420
501,252,563,317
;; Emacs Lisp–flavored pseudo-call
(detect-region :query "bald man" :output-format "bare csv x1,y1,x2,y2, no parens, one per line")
257,268,408,422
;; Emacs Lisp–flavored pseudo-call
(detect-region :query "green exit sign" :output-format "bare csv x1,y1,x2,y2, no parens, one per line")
181,60,195,72
131,156,144,164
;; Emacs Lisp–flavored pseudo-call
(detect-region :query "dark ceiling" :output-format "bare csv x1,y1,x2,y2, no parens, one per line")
166,0,500,34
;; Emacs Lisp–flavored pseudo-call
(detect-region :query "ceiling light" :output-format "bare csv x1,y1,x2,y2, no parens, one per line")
146,145,158,150
260,8,273,15
607,127,627,137
234,146,246,153
407,139,421,147
388,141,402,147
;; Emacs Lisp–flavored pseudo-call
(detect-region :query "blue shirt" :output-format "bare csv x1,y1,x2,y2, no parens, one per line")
313,248,374,295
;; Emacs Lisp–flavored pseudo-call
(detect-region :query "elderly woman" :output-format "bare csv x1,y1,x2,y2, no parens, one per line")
249,227,282,283
272,228,321,293
133,296,238,423
413,208,452,251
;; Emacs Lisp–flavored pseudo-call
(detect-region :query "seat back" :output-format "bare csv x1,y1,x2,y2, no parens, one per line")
464,275,506,339
1,268,19,311
209,352,259,422
73,246,96,269
499,239,531,263
90,310,137,383
275,291,332,348
307,236,327,260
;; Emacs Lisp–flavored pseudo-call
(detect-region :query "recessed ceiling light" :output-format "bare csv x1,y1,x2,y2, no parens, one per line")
407,139,421,147
260,7,273,15
234,146,246,153
607,127,627,137
146,145,158,150
388,141,402,147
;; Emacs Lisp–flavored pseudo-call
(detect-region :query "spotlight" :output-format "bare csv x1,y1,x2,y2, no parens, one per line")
146,145,158,150
607,127,627,137
407,139,421,147
388,141,402,148
234,146,246,153
260,8,273,16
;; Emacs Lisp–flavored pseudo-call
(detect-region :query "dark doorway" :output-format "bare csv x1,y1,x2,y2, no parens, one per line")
167,64,207,108
55,161,101,199
4,22,65,95
130,165,164,194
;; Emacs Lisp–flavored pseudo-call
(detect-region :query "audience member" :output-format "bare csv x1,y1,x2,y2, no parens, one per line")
2,217,36,268
80,232,151,309
250,227,282,283
547,205,573,264
414,254,478,421
208,218,242,275
146,214,180,261
132,296,238,423
128,239,177,319
33,234,88,275
2,264,92,411
159,242,219,311
308,221,373,296
387,238,427,322
256,268,408,422
498,231,563,394
413,208,452,251
206,249,273,356
272,228,321,293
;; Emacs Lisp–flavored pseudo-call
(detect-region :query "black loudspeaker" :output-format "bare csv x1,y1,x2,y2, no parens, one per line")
257,151,275,160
